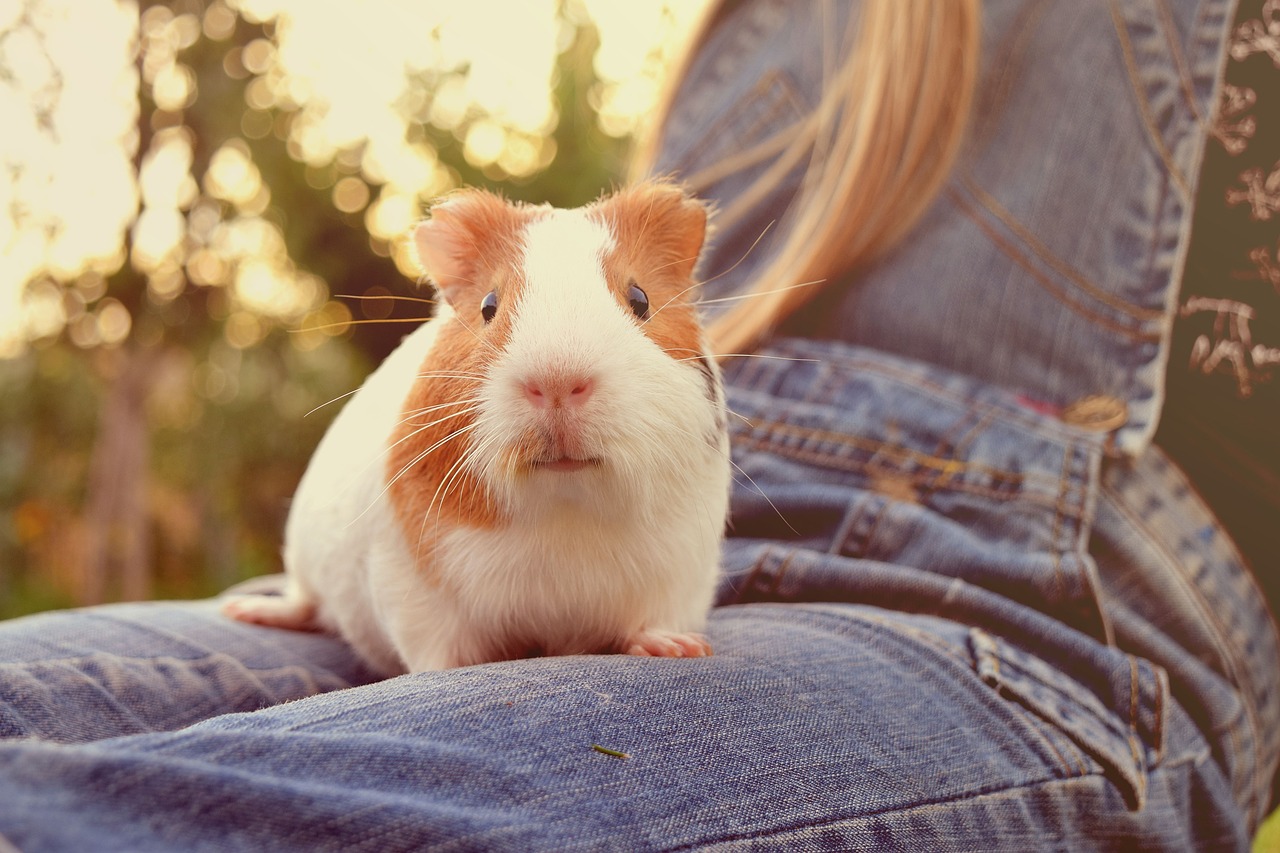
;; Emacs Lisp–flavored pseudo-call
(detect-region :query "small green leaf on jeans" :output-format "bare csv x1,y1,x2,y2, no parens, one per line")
591,744,629,760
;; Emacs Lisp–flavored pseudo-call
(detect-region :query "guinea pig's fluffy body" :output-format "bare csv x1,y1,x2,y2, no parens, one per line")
224,183,731,674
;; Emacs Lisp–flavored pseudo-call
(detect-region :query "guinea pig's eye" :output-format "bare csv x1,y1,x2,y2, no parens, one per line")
627,282,649,320
480,291,498,324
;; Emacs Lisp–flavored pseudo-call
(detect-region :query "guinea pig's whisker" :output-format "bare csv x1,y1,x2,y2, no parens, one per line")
337,420,434,499
650,253,701,274
399,405,478,431
399,394,483,417
397,409,483,457
335,293,438,307
414,370,490,380
636,188,661,248
696,279,825,306
412,435,481,536
694,220,775,290
660,418,798,539
453,316,503,358
643,282,705,326
431,449,475,526
374,420,484,520
291,317,432,335
390,395,480,429
669,352,821,365
429,443,488,546
724,457,799,537
342,410,482,527
424,446,468,526
647,277,824,329
394,404,481,432
722,405,753,426
419,422,498,554
639,221,778,326
309,377,482,420
305,387,362,417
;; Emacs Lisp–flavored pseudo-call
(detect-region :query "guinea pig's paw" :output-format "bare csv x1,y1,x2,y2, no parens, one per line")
624,629,713,659
221,594,317,631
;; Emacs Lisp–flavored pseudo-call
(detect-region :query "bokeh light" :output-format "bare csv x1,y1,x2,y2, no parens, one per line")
1,0,707,357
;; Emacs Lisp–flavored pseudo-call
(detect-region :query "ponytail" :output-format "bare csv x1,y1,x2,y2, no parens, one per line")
633,1,982,355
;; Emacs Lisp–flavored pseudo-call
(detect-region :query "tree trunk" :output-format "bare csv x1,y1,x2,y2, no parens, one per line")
80,346,154,604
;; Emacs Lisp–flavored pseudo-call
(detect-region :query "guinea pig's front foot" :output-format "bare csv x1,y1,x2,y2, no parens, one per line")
624,629,712,659
222,593,317,632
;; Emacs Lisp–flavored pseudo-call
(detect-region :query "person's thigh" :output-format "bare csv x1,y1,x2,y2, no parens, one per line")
0,603,1245,851
0,597,377,744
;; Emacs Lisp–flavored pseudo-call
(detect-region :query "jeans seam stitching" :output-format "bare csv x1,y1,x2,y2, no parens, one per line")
0,653,334,682
946,186,1165,342
831,492,868,557
857,496,888,561
738,417,1065,489
957,174,1166,321
1156,0,1207,123
925,406,1000,495
1026,711,1090,778
1110,0,1194,199
849,616,1084,784
660,772,1134,851
1153,663,1168,765
929,404,979,458
986,649,1146,769
1100,481,1260,818
1125,654,1148,803
843,610,969,664
1048,441,1076,600
734,429,1071,513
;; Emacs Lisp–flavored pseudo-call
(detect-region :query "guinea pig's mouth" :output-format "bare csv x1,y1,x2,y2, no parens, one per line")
532,456,602,473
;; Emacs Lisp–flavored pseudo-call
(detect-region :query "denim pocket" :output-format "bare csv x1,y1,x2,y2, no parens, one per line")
968,626,1169,811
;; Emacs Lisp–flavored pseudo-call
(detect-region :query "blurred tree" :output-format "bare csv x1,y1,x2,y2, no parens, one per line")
0,0,629,616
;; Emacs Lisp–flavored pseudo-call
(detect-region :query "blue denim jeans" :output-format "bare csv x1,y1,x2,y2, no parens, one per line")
1,0,1276,850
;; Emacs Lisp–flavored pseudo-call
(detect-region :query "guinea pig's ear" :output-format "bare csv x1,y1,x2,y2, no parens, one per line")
413,190,526,310
594,181,711,282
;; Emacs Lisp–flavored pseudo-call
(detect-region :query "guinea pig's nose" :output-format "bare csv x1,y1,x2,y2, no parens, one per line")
521,373,595,409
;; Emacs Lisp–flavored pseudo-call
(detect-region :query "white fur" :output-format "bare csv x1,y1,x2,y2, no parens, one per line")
226,207,731,674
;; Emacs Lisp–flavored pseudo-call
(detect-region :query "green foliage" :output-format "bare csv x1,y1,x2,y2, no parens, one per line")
1257,806,1280,853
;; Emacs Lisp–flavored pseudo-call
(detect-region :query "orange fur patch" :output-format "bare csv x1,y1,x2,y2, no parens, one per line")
390,192,540,569
589,183,709,364
386,319,502,544
415,189,541,302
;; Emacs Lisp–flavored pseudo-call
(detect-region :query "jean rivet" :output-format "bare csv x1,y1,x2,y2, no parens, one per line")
1062,395,1128,431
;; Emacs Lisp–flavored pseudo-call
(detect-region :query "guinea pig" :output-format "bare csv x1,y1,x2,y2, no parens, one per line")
222,181,731,674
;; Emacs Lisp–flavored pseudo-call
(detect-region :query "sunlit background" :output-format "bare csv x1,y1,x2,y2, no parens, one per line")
0,0,708,615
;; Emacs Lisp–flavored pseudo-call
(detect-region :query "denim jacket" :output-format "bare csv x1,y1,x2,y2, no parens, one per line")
652,0,1279,833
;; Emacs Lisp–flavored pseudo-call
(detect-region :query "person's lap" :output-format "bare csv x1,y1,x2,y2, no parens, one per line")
0,598,378,745
0,337,1259,850
0,597,1245,851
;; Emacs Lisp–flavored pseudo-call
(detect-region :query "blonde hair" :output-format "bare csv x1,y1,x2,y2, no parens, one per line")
632,1,982,356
